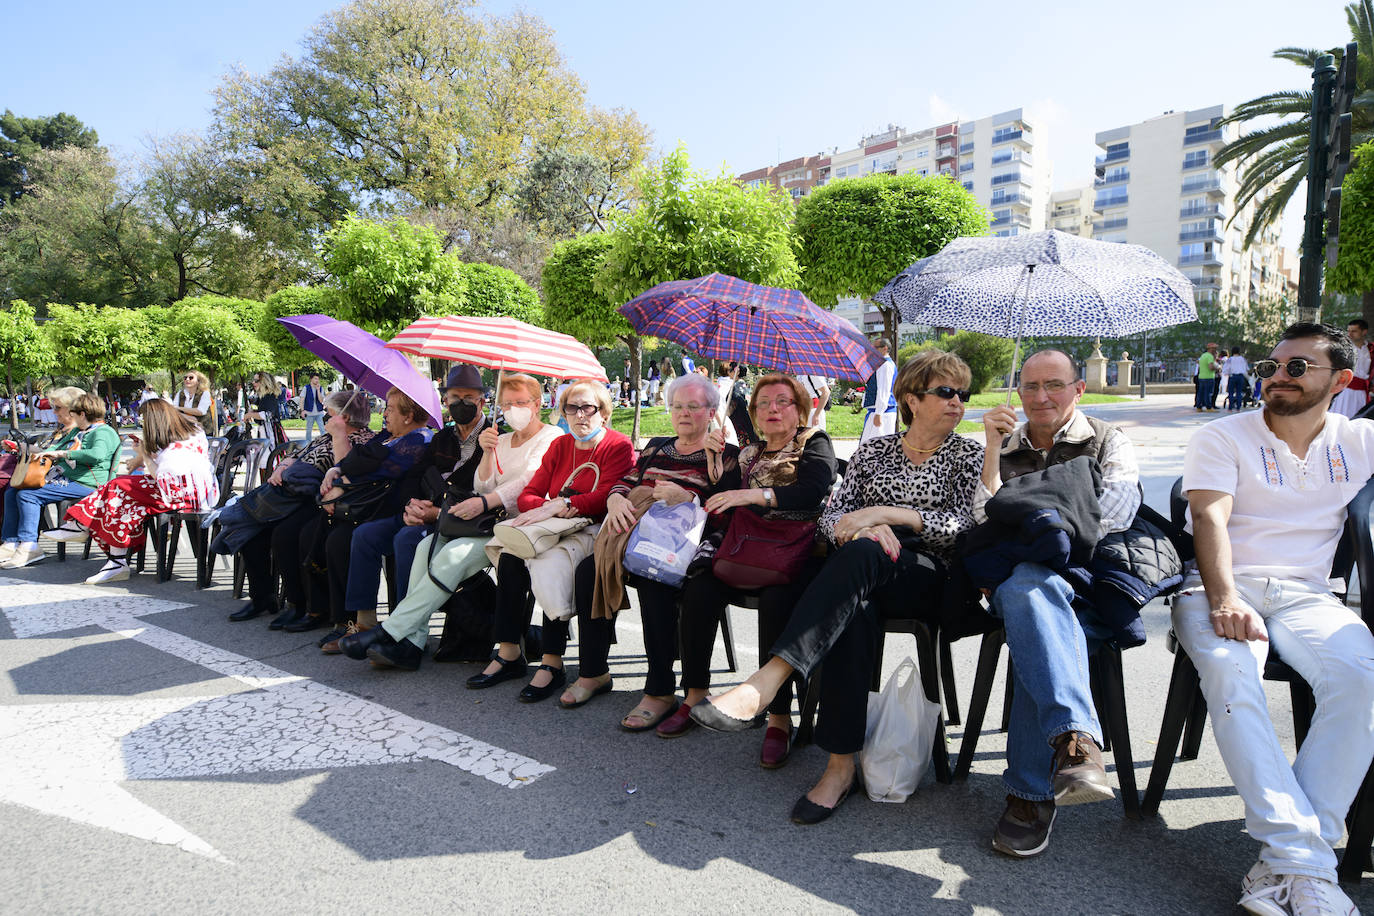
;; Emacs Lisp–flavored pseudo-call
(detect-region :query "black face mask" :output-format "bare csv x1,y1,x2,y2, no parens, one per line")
449,400,479,425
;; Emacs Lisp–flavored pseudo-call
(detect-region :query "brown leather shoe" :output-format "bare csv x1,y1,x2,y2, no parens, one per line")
1050,731,1114,806
992,794,1056,857
322,622,370,655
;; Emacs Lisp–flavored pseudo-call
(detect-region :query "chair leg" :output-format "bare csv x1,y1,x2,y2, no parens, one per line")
913,625,950,784
1337,760,1374,882
1001,658,1015,732
1093,647,1139,819
796,668,821,747
939,633,961,726
232,552,246,599
1290,680,1316,751
721,605,738,673
954,629,1005,782
1090,661,1112,754
1179,686,1209,760
1142,649,1201,816
159,518,179,582
193,523,211,589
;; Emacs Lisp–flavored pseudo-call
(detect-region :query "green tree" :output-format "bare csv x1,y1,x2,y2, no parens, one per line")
44,303,153,395
1213,0,1373,314
321,214,465,336
0,300,57,428
1328,142,1374,312
161,300,273,384
899,331,1016,395
262,286,333,369
0,110,99,209
456,261,541,324
596,147,801,440
794,172,990,345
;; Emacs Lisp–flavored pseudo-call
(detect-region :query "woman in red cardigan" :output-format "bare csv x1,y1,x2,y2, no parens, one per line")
466,378,635,705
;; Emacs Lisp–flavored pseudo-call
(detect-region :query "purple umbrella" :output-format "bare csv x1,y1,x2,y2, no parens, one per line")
619,273,883,382
276,314,443,427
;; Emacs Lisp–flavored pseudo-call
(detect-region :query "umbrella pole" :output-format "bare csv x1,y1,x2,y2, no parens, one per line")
1004,265,1034,407
492,365,506,475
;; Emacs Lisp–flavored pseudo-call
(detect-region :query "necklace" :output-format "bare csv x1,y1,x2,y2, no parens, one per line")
902,434,945,455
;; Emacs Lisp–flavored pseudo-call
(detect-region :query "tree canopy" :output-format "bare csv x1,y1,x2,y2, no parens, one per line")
794,171,989,343
160,299,274,383
44,302,154,388
542,233,625,347
0,300,57,413
456,261,541,324
0,110,99,210
261,286,333,369
1328,142,1374,301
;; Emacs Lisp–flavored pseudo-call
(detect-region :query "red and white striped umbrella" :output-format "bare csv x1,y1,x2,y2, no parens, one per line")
386,315,608,382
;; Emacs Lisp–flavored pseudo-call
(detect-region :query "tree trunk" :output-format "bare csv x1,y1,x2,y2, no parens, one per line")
878,303,899,349
6,360,14,432
1363,289,1374,328
624,334,643,445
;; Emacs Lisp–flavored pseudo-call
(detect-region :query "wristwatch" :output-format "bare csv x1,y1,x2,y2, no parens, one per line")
563,496,573,509
763,487,775,507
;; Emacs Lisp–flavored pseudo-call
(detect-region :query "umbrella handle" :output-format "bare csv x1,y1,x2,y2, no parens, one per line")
491,366,505,476
1005,266,1034,408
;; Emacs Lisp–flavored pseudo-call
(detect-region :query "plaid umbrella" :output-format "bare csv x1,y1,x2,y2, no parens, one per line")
619,273,883,382
386,315,607,381
277,314,443,426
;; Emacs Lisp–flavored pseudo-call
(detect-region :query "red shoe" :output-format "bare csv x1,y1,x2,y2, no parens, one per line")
655,701,697,738
760,725,793,769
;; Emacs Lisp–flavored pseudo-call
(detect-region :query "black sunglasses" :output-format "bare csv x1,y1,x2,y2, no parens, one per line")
1254,358,1339,379
916,386,972,402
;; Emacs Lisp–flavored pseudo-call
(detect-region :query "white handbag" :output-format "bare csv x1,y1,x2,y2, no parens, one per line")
859,657,941,803
491,460,600,559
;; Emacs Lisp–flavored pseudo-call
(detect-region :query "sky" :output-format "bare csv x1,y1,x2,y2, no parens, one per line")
4,0,1358,250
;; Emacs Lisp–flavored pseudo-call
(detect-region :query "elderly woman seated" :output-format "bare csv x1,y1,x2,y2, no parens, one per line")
690,351,985,823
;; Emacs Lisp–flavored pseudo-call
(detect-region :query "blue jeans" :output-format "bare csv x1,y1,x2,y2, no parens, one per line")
344,514,407,613
1225,375,1248,410
303,411,326,441
990,562,1103,801
2,478,95,543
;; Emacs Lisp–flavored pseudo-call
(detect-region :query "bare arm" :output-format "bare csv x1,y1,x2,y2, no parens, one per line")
1189,489,1266,642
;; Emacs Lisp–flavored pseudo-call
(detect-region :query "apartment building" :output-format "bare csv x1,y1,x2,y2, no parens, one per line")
738,154,831,200
1047,187,1094,236
957,109,1053,237
1090,104,1284,305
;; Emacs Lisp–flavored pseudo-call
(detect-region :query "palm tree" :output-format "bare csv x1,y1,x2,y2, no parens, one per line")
1215,0,1374,251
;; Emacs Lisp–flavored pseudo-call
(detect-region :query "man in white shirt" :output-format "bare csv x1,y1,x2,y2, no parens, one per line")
801,375,831,430
1223,347,1251,411
860,339,897,442
1329,318,1371,418
977,350,1142,859
1180,322,1374,915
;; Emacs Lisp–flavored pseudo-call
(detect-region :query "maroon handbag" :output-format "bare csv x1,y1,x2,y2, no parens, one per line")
711,509,817,590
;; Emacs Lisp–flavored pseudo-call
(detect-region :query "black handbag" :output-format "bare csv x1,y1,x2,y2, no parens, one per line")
436,490,506,539
319,478,391,524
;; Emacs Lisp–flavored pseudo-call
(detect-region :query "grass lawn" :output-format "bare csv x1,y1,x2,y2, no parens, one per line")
277,390,1131,441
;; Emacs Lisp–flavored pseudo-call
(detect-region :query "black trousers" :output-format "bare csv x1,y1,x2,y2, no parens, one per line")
769,538,943,754
241,502,318,612
678,567,815,716
490,553,614,674
323,519,360,625
630,576,684,696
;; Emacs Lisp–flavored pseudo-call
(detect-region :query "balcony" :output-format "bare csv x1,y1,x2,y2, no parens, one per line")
936,145,957,159
1183,129,1223,146
1094,148,1130,165
990,191,1034,208
1190,276,1222,291
1179,253,1223,267
1094,192,1129,210
1181,177,1223,196
1180,203,1223,219
991,212,1033,229
1093,217,1128,233
959,161,974,173
1181,156,1210,171
959,141,974,155
990,171,1026,187
1095,171,1130,187
1179,227,1223,242
992,127,1032,148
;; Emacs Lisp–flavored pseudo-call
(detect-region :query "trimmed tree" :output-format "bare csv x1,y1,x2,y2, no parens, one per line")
1328,142,1374,323
161,300,273,385
456,261,542,324
261,286,333,369
0,300,57,429
44,302,153,396
794,172,990,344
595,146,800,440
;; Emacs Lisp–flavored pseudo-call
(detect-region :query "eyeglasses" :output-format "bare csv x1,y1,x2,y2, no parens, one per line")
755,398,796,411
668,402,707,412
562,403,600,417
1018,380,1071,395
184,375,196,381
915,386,972,402
500,398,536,410
1254,358,1339,379
450,394,483,405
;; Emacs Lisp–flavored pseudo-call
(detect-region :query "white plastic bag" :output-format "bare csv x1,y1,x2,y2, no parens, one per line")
623,498,706,587
859,656,941,803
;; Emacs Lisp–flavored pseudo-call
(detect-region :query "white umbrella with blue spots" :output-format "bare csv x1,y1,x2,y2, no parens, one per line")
876,230,1197,400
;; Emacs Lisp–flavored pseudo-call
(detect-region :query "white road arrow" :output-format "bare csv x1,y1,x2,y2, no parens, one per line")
0,577,554,862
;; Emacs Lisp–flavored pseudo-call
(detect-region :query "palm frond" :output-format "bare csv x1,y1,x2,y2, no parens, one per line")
1273,47,1324,66
1243,169,1307,248
1215,121,1310,168
1220,91,1314,126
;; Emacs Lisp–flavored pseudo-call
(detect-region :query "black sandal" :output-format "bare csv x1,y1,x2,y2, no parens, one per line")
465,653,528,690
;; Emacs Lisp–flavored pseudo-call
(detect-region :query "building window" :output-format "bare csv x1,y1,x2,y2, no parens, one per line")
917,149,929,158
1183,150,1208,169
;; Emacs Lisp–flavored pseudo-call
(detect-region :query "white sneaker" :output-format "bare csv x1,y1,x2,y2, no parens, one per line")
1287,875,1358,916
5,543,45,568
1240,862,1290,916
84,560,130,585
0,542,17,563
41,525,90,542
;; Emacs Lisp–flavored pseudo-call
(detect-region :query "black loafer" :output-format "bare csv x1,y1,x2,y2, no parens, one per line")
517,665,566,703
790,775,861,826
367,637,423,671
689,698,758,733
465,654,528,689
340,624,389,660
268,606,302,631
228,602,267,622
284,614,329,634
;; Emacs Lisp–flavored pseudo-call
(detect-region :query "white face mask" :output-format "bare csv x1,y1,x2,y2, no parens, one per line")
502,406,533,430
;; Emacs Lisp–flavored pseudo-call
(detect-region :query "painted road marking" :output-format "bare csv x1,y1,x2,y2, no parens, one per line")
0,577,554,861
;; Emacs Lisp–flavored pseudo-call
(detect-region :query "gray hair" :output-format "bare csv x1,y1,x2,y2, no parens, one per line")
325,389,372,428
47,386,86,410
664,372,719,410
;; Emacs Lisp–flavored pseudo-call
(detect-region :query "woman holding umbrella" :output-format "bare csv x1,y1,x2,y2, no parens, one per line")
466,379,634,704
689,351,985,823
657,373,837,766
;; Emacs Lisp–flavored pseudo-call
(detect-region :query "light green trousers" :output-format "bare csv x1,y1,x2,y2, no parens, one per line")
381,532,492,648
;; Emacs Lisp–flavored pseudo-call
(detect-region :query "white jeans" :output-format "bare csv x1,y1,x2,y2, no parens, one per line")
1173,573,1374,880
860,409,895,442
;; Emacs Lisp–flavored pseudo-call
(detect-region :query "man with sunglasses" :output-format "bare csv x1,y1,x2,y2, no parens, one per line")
1179,322,1374,915
975,349,1145,858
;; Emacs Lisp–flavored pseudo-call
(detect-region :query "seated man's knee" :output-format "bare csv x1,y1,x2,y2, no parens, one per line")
992,562,1068,610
